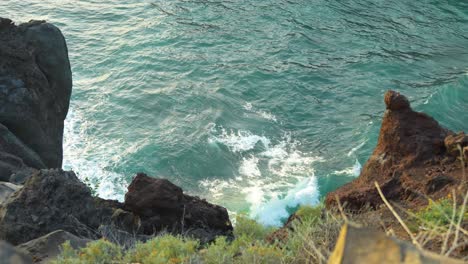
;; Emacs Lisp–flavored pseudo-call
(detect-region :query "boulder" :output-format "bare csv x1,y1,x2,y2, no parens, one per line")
0,18,72,168
0,240,32,264
16,230,91,263
124,173,233,242
125,174,184,217
0,182,21,205
326,90,463,210
0,169,120,245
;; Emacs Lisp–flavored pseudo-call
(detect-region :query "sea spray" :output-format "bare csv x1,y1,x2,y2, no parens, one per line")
206,126,323,226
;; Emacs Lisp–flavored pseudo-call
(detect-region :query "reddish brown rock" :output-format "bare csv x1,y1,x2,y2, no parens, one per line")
124,173,233,243
125,173,184,217
326,90,465,210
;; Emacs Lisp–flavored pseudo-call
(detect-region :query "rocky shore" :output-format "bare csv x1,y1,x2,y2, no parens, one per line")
0,17,466,263
325,90,467,210
0,18,232,263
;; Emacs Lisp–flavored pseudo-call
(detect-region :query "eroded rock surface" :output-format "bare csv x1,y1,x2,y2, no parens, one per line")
0,18,72,169
0,169,118,245
124,173,233,242
326,90,466,210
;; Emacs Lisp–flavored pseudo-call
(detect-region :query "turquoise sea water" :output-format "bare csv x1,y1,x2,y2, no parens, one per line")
2,0,467,226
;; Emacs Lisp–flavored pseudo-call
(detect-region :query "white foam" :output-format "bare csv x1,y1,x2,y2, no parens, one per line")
243,102,277,122
63,107,126,201
347,140,366,157
239,156,261,178
204,126,323,226
333,159,362,177
209,127,270,152
251,177,319,226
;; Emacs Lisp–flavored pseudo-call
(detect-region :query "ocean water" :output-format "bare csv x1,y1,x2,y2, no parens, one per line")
2,0,467,226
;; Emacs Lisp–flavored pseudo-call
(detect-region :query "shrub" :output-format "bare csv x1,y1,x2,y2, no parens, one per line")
124,235,199,264
414,196,468,229
51,240,122,264
234,215,273,240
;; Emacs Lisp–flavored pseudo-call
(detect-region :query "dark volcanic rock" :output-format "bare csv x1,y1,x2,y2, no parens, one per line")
0,124,45,170
0,152,25,182
0,169,120,245
124,173,233,242
0,18,72,168
325,90,464,210
125,173,184,217
16,230,91,264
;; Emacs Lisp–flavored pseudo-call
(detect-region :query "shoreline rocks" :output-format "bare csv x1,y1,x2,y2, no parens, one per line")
325,90,466,210
0,169,118,245
0,18,72,169
123,173,233,243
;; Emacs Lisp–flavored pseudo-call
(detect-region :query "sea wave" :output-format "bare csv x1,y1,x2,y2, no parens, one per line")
203,126,323,226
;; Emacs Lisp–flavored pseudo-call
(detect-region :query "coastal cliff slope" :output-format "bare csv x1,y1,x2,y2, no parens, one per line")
0,18,72,170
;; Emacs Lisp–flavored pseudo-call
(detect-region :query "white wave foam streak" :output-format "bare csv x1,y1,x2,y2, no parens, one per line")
209,127,270,152
347,140,367,157
243,102,277,122
333,159,362,177
251,177,319,226
205,127,323,226
239,156,261,178
63,107,127,201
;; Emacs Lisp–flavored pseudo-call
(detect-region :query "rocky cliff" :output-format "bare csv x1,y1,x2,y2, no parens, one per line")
0,18,233,263
326,90,467,210
0,18,72,170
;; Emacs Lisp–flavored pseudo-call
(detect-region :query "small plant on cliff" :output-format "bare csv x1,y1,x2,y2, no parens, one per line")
52,240,123,264
415,196,467,228
124,235,199,264
234,214,273,240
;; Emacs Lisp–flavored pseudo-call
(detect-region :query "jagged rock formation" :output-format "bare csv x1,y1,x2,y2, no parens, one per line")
0,170,233,247
326,90,466,210
0,170,119,245
0,17,72,169
124,173,233,243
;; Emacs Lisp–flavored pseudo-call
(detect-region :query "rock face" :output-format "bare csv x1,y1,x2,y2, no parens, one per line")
0,18,72,169
0,17,232,252
0,170,233,246
0,240,32,264
0,169,118,245
17,230,91,263
124,173,233,242
326,91,465,210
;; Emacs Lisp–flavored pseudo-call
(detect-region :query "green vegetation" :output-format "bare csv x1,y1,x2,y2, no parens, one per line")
51,195,468,263
51,204,343,264
414,196,467,227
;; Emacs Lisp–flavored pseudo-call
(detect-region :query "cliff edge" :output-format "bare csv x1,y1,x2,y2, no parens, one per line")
0,17,72,170
326,90,467,210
